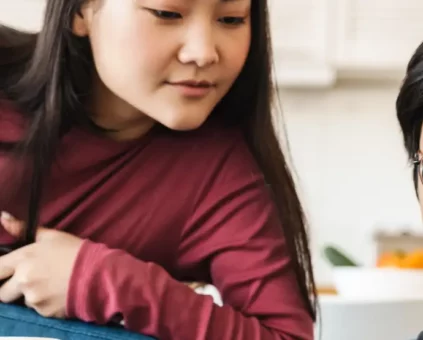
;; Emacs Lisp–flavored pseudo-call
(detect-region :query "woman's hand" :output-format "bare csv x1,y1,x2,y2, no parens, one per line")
0,212,83,318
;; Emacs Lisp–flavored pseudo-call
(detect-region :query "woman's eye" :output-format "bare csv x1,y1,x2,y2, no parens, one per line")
219,17,246,26
147,9,182,20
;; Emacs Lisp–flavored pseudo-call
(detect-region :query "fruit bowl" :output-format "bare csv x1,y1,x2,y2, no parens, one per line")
332,267,423,299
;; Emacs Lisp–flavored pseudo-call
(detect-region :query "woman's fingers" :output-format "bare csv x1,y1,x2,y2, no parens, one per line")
0,212,25,239
0,273,23,303
185,282,207,290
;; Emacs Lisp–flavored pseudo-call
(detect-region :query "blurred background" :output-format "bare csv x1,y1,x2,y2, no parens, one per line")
2,1,423,338
268,0,423,287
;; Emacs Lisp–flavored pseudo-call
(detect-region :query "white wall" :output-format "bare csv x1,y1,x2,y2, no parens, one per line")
0,0,44,32
280,82,422,285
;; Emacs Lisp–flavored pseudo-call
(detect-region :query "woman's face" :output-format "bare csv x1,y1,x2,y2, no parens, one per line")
75,0,251,135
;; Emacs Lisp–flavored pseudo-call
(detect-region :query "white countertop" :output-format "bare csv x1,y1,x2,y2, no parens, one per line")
316,295,423,340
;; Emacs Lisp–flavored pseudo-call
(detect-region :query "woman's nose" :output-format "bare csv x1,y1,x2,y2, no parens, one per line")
178,27,219,68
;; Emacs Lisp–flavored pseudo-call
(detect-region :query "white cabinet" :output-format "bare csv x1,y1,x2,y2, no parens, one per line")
269,0,336,87
334,0,423,71
270,0,423,86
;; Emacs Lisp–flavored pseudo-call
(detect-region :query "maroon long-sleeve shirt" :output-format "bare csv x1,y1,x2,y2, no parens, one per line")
0,104,313,340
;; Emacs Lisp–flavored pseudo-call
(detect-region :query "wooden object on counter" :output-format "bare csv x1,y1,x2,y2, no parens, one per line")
317,286,338,295
374,231,423,256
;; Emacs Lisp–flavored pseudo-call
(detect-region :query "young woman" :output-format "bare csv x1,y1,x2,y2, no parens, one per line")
0,0,317,339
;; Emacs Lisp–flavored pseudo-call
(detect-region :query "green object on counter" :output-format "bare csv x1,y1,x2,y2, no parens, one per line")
323,246,358,267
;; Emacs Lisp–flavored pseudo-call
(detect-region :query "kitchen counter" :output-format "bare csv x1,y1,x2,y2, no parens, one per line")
316,295,423,340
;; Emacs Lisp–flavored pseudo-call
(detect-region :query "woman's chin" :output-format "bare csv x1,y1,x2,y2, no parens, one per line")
159,115,209,132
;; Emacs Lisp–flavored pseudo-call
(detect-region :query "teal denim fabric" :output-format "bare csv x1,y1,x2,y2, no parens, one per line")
0,303,155,340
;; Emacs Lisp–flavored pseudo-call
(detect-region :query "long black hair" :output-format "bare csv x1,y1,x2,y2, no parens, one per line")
0,0,317,319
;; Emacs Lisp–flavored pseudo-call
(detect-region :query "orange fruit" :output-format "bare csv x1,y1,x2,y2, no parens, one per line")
401,250,423,269
377,252,404,268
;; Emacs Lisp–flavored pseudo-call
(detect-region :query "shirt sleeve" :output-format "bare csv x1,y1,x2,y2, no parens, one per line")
66,133,313,340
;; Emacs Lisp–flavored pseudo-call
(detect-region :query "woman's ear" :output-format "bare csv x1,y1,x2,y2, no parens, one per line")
72,11,89,37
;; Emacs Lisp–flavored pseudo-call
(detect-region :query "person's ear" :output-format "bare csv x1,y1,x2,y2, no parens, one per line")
72,6,91,37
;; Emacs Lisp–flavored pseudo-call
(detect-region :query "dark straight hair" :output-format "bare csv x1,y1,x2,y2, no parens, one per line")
0,0,317,319
397,41,423,193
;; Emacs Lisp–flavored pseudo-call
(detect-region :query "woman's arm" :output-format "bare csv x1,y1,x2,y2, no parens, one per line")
66,136,313,340
67,238,312,340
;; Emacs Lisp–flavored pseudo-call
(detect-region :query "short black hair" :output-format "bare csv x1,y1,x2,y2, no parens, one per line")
397,41,423,194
